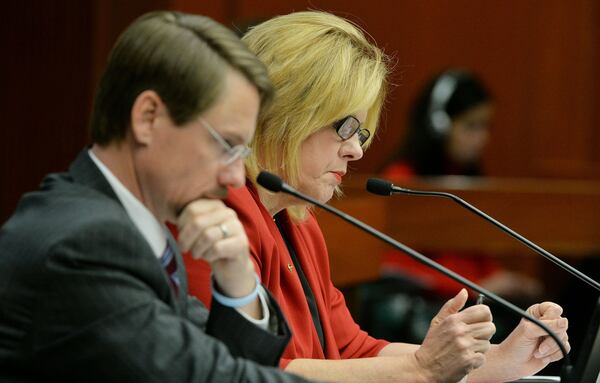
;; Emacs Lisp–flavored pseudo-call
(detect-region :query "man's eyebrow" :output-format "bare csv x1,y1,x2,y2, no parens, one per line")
222,131,248,145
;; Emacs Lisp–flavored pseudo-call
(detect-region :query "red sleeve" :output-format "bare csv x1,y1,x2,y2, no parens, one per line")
328,282,390,358
278,303,390,368
305,214,389,359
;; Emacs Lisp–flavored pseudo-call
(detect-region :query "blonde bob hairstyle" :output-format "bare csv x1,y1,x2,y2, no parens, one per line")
243,11,389,219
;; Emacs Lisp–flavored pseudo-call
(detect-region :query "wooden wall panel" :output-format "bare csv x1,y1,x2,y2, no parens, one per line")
230,0,600,178
2,0,600,223
0,0,169,224
526,1,600,178
168,0,232,23
1,0,94,223
91,0,169,95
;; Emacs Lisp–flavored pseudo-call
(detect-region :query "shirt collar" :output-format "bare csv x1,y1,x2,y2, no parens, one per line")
88,149,166,258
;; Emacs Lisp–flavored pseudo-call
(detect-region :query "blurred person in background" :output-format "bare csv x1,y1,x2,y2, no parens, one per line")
366,69,543,343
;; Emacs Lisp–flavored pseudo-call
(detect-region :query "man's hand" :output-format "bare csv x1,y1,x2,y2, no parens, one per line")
415,289,496,382
177,199,256,299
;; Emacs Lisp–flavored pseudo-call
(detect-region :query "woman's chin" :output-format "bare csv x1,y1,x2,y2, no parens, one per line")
319,189,335,205
299,184,336,206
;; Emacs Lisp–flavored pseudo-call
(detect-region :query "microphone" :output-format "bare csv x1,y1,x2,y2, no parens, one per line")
366,178,600,292
257,171,284,192
257,171,571,378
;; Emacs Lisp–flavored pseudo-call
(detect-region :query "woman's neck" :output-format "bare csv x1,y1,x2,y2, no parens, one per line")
257,187,289,217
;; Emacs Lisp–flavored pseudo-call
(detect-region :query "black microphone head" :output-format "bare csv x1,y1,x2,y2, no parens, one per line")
366,178,393,196
257,171,284,193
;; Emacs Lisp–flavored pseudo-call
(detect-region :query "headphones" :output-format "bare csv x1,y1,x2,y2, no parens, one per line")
427,71,460,136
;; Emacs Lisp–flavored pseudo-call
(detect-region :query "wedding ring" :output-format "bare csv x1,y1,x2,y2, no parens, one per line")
219,223,229,239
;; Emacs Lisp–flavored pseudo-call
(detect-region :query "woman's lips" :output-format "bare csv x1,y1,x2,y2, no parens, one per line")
330,171,345,183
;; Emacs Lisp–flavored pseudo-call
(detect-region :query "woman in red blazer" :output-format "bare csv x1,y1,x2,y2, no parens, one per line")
178,11,570,383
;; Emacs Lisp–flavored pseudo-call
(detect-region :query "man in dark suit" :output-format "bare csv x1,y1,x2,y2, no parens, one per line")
0,11,320,382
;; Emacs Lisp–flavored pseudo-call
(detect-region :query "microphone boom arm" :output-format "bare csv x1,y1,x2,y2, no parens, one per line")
281,185,572,373
390,185,600,292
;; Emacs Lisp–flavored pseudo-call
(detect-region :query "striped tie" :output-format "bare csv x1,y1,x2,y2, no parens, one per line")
160,243,180,296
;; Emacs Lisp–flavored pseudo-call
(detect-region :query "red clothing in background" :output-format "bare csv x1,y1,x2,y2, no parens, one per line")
381,162,499,297
178,181,389,368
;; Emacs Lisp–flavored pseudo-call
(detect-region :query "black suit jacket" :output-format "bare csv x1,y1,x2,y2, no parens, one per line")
0,150,316,383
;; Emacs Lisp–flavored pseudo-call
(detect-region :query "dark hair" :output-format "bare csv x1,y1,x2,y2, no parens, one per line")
392,69,491,175
91,11,273,145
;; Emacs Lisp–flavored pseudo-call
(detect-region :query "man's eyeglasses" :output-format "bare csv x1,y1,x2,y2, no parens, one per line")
199,118,251,165
333,116,370,147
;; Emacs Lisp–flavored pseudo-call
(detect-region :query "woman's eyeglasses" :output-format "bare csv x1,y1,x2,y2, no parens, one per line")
333,116,370,147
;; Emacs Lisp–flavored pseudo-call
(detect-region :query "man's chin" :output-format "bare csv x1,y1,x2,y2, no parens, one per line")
203,187,229,200
173,188,229,218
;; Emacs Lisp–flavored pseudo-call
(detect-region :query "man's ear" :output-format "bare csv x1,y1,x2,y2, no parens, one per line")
130,90,163,145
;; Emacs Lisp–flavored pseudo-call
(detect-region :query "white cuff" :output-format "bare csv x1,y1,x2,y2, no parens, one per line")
235,285,270,330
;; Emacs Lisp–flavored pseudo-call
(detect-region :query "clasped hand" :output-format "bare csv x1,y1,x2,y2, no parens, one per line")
177,199,256,299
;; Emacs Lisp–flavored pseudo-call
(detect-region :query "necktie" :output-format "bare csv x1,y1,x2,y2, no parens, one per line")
160,243,180,297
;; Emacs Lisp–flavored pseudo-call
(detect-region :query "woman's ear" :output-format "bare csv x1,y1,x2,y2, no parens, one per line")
130,90,163,145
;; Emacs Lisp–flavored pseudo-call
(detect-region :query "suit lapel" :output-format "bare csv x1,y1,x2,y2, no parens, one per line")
68,149,186,311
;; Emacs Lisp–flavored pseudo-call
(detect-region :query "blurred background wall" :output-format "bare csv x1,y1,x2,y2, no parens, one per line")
1,0,599,223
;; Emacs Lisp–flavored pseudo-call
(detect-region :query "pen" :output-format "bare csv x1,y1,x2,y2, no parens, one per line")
476,293,485,305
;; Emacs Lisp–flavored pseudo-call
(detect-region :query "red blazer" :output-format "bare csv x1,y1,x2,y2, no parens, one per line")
182,181,389,368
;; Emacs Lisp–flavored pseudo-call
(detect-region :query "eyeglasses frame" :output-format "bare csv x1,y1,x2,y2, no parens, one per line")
333,115,370,147
198,117,251,166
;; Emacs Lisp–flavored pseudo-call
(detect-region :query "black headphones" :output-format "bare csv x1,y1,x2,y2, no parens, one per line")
427,71,461,136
